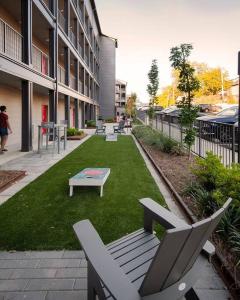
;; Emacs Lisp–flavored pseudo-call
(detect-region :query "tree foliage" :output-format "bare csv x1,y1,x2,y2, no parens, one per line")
125,93,137,117
156,86,176,108
196,67,231,97
147,59,159,106
169,44,200,156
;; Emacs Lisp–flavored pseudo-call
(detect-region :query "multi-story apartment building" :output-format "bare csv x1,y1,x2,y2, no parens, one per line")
115,79,127,117
0,0,117,151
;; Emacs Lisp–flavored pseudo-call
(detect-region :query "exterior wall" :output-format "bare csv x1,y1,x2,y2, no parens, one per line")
32,92,49,141
0,85,22,147
58,98,65,124
99,36,116,118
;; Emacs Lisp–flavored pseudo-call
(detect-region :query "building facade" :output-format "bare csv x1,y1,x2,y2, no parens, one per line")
0,0,117,151
115,79,127,117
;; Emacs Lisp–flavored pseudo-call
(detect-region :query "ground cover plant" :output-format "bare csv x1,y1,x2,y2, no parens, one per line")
132,125,184,155
67,128,84,136
0,136,164,250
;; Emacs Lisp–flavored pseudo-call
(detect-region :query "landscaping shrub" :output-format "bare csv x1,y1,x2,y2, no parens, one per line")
190,151,240,265
184,182,217,216
132,125,183,155
192,152,226,192
85,120,96,128
67,128,84,136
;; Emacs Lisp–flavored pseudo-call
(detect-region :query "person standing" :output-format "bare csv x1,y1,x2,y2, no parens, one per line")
0,106,12,154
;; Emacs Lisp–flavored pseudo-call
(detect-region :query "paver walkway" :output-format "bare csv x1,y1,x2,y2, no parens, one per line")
0,250,230,300
0,127,232,299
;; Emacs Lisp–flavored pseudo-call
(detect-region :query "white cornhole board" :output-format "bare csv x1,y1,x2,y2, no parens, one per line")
106,133,118,141
69,168,110,197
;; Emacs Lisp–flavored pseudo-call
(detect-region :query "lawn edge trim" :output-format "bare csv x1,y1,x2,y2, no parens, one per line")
133,131,240,300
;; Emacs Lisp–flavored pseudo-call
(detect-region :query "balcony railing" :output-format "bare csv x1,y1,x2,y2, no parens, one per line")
79,81,83,94
70,74,76,90
58,65,66,84
77,6,83,23
0,18,22,61
32,45,49,76
78,43,83,57
69,29,76,46
85,84,89,96
84,54,89,65
58,10,66,32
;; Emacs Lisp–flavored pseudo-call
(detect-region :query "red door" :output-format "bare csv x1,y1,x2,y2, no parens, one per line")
42,105,48,133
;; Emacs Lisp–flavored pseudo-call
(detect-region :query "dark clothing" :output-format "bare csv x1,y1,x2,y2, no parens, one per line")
0,128,8,136
0,113,8,128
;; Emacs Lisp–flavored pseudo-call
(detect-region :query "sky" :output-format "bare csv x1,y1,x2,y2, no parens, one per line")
95,0,240,103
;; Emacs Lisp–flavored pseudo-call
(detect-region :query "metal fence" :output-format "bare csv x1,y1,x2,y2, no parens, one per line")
0,18,22,61
137,110,239,167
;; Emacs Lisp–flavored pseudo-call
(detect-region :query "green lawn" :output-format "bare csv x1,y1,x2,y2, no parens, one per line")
0,136,164,250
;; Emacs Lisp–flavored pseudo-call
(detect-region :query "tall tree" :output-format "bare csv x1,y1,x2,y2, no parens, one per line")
147,59,159,106
169,44,200,157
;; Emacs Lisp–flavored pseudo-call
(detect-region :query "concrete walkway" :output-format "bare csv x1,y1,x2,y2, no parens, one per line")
0,135,91,206
0,127,231,299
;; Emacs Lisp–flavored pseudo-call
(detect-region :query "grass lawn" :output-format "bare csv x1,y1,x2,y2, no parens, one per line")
0,135,165,250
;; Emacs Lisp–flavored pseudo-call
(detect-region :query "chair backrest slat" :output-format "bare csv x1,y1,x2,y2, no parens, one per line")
162,217,212,289
182,208,225,276
139,225,192,296
139,199,232,296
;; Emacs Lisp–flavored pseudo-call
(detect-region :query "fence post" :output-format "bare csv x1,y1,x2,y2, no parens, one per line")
199,121,202,157
161,115,163,132
232,125,235,164
168,116,171,138
156,115,157,130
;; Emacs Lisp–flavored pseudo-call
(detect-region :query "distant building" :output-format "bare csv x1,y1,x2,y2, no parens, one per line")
115,79,127,116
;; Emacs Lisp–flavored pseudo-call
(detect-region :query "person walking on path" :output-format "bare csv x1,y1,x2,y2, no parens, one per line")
0,105,12,154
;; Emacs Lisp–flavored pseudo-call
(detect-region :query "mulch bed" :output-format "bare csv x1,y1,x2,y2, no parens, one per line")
67,134,87,140
0,171,26,193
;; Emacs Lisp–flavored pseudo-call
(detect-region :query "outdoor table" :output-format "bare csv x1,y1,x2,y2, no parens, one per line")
37,123,67,154
69,168,110,197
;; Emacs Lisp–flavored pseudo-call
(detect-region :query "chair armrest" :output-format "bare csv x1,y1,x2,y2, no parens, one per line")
140,198,186,231
73,220,141,300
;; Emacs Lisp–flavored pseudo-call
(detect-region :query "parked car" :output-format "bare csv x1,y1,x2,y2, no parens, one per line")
196,106,239,142
198,104,222,113
197,105,238,124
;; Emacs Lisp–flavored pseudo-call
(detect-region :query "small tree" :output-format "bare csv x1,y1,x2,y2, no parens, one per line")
147,59,159,120
169,44,200,157
125,92,137,118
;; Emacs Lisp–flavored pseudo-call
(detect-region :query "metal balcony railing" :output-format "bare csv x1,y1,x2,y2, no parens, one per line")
58,65,66,84
69,29,76,46
84,54,89,65
70,74,76,90
78,43,83,57
0,18,22,61
79,81,83,94
84,84,89,96
32,45,49,76
77,6,83,23
58,10,66,32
